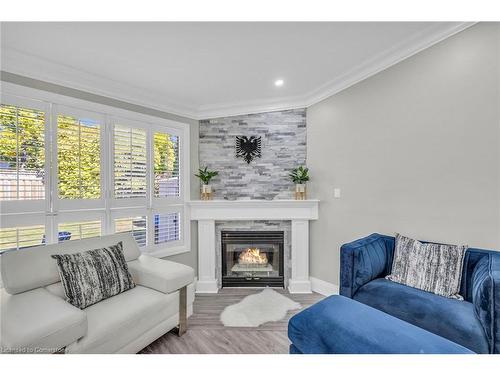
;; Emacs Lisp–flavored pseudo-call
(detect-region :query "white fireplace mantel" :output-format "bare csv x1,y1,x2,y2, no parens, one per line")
187,199,319,294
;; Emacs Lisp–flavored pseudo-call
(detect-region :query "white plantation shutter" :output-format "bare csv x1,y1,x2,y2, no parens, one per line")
0,225,45,253
154,212,180,244
115,216,147,247
0,104,45,201
1,87,188,257
57,115,101,199
114,125,147,199
154,132,180,198
58,220,102,242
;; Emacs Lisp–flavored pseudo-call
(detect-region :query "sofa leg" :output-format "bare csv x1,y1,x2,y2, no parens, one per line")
177,286,187,337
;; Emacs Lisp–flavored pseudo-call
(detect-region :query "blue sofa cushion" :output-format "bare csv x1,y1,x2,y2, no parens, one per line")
288,295,473,354
353,278,489,353
472,254,500,353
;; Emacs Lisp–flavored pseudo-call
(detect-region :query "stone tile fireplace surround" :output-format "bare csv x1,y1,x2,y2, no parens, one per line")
194,109,315,293
199,108,306,200
188,200,319,294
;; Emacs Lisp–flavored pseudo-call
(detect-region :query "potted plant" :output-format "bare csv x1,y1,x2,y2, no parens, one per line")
195,167,219,200
289,166,309,200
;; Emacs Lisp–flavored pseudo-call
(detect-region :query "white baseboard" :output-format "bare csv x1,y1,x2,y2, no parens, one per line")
192,276,339,296
288,279,312,294
310,277,339,296
195,279,218,294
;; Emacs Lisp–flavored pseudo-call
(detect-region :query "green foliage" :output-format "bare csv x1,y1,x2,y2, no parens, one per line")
154,133,176,176
289,166,310,184
195,166,218,185
0,105,45,172
153,132,178,197
57,115,101,199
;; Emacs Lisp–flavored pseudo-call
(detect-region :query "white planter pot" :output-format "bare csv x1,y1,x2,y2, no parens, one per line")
295,183,306,200
295,184,306,193
202,184,212,193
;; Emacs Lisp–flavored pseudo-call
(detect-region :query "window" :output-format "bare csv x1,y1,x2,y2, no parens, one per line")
0,104,45,200
114,125,147,199
154,212,180,244
0,85,190,257
154,132,180,197
58,220,101,242
0,225,45,252
115,216,147,247
57,115,101,199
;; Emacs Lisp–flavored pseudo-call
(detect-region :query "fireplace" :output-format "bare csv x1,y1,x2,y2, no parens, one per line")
221,231,284,288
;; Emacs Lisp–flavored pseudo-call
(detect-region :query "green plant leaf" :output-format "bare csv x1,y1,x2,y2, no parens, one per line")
289,165,310,183
195,167,219,184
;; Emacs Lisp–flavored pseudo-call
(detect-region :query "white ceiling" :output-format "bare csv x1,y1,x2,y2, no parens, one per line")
1,22,472,119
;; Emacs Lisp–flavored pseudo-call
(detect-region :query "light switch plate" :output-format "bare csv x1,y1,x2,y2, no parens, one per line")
334,188,341,198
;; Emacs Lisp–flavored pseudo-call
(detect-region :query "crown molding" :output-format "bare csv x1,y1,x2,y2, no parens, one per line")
195,22,476,118
195,94,308,119
1,22,475,120
301,22,476,107
1,48,200,119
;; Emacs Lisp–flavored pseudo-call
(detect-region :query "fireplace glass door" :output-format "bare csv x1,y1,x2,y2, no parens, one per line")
221,231,284,287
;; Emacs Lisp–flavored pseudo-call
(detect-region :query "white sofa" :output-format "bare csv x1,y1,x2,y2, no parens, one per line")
0,233,195,354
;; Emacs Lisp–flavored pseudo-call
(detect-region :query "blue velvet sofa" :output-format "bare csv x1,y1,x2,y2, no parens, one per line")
340,233,500,354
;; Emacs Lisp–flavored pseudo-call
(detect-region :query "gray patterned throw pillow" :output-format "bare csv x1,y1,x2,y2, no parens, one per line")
386,234,467,300
51,241,135,309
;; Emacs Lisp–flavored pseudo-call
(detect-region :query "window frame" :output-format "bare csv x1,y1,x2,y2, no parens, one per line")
151,206,184,248
150,124,184,204
0,82,191,257
57,210,105,242
0,94,51,215
111,208,148,248
110,116,150,209
54,104,107,212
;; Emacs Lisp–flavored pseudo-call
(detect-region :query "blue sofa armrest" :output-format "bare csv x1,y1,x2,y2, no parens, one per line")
471,253,500,353
340,233,394,298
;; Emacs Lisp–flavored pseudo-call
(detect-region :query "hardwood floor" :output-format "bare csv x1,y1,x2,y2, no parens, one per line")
139,288,324,354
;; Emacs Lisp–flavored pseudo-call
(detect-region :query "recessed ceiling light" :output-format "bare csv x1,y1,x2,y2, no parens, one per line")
274,79,284,87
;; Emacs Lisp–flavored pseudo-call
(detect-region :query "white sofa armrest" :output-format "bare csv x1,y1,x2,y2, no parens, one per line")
127,255,195,295
1,288,87,353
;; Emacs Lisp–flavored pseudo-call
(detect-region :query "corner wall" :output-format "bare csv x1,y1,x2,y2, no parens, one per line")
307,22,500,285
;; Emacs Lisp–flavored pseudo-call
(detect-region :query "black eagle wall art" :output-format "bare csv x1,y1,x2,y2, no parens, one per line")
235,136,262,164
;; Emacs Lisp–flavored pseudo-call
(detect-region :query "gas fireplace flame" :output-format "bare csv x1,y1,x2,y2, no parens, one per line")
238,248,268,265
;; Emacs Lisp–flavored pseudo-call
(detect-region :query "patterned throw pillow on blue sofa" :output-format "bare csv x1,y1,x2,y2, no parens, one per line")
386,233,467,299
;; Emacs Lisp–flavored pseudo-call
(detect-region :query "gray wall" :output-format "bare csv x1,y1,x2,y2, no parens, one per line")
199,109,306,199
0,72,199,273
307,23,500,285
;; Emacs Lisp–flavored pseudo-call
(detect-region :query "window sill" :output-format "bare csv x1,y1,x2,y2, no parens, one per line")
144,244,190,259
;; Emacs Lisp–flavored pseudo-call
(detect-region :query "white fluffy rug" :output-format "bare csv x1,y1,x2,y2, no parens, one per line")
220,288,301,327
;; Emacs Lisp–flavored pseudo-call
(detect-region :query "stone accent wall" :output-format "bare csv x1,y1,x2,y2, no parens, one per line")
215,220,291,288
199,109,306,200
